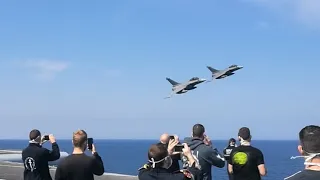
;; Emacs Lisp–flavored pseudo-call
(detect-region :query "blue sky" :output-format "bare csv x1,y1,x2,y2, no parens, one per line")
0,0,319,140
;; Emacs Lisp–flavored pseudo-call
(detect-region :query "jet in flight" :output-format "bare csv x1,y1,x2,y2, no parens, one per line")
206,64,243,82
165,77,206,99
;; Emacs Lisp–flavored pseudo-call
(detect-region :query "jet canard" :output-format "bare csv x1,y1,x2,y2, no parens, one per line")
164,77,206,99
206,64,243,82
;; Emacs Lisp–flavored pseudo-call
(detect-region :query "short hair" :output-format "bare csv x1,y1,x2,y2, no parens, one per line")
29,129,41,140
72,130,87,148
299,125,320,153
148,143,168,168
193,124,205,138
238,127,251,140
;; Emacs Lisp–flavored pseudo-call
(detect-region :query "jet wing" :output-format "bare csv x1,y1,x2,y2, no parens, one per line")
164,84,187,99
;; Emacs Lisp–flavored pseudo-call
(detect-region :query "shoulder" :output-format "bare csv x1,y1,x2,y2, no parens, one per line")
57,155,70,167
250,146,263,155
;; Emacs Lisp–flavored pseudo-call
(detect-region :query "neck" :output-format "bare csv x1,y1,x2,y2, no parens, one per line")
240,140,250,146
306,158,320,171
73,147,84,154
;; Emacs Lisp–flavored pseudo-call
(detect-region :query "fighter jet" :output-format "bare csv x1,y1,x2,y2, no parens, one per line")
206,64,243,82
164,77,206,99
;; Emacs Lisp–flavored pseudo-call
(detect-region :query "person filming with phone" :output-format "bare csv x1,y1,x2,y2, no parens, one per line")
54,129,104,180
184,124,225,180
22,129,60,180
159,133,182,173
138,142,202,180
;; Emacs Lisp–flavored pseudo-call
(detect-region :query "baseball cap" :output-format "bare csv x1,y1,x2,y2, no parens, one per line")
238,127,251,140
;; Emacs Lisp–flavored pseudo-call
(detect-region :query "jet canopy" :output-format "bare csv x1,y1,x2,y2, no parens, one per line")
190,77,199,81
229,65,238,68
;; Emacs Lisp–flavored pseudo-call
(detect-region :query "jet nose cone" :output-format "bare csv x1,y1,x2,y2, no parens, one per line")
200,78,206,82
238,66,244,68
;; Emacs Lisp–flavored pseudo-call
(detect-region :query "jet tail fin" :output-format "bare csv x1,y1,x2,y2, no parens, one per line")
166,78,179,86
207,66,219,73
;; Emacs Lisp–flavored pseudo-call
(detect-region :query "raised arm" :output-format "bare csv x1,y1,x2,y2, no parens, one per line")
90,144,105,176
46,135,60,161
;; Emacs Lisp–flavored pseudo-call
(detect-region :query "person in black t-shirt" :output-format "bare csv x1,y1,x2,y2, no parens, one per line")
228,127,266,180
284,125,320,180
54,130,104,180
223,138,237,180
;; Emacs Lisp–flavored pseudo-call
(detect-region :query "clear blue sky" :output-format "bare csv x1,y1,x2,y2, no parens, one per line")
0,0,319,140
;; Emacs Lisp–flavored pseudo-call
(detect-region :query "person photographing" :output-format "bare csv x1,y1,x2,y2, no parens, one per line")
159,133,182,172
55,130,104,180
22,129,60,180
184,124,225,180
138,142,201,180
224,138,237,180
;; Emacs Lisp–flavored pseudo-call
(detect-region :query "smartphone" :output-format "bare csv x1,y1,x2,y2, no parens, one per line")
87,138,93,150
44,135,49,140
169,135,175,140
174,144,184,152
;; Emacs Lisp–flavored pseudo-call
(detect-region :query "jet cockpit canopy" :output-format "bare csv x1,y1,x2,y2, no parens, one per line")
190,77,199,81
229,64,238,68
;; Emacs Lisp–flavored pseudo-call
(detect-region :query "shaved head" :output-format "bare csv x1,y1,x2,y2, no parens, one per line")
160,133,169,144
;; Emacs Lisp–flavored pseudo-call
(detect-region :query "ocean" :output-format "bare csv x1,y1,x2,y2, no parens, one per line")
0,139,304,180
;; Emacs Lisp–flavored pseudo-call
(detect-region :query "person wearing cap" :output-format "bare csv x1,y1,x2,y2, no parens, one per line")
223,138,237,180
138,142,202,180
184,124,225,180
228,127,266,180
284,125,320,180
22,129,60,180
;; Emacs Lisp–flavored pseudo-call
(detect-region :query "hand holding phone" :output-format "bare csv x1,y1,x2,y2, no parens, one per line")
174,144,184,152
87,138,93,150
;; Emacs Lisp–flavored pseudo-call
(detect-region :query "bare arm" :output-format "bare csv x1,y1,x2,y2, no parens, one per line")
228,164,233,174
256,150,266,176
258,164,266,176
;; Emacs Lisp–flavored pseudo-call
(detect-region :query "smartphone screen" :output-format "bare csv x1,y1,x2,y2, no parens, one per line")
87,138,93,150
44,135,49,140
169,135,175,140
174,144,184,152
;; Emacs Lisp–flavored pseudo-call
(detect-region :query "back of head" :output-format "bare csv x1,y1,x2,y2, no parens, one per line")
238,127,251,141
148,143,170,168
73,130,87,149
193,124,205,138
29,129,41,143
299,125,320,154
160,133,169,144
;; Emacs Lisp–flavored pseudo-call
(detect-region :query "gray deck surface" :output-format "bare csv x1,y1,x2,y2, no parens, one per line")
0,161,138,180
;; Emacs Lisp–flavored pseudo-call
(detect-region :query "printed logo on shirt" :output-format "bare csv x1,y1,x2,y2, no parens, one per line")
226,149,232,155
24,157,36,172
232,152,248,166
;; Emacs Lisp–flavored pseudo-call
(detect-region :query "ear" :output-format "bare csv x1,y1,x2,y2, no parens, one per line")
298,145,303,155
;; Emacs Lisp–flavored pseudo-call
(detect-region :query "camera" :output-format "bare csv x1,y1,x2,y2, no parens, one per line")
87,138,93,150
174,144,184,152
43,135,49,140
